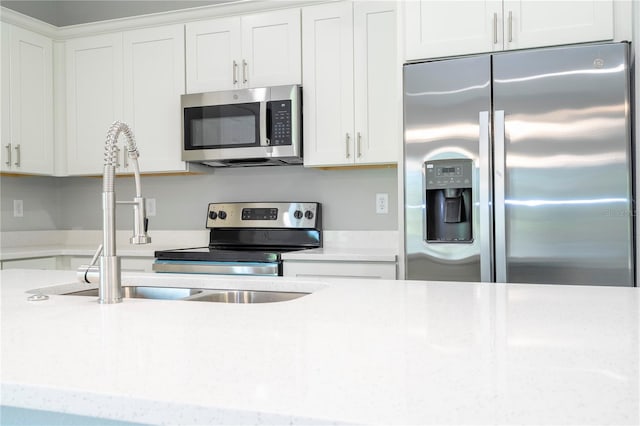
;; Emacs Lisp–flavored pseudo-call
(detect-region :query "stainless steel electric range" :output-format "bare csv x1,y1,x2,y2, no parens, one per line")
153,202,321,276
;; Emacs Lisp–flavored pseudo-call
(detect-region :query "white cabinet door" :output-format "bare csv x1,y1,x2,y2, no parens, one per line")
404,0,502,60
302,2,398,167
353,2,398,165
284,261,397,280
123,25,187,173
503,1,614,50
185,17,242,93
302,2,354,167
242,9,301,88
1,24,11,173
404,0,614,61
1,256,58,270
66,33,123,175
1,24,54,175
185,9,301,93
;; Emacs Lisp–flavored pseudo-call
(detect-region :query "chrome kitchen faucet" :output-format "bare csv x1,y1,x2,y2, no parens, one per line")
98,121,151,303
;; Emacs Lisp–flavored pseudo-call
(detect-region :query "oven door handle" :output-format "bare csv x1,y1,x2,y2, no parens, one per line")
152,260,280,276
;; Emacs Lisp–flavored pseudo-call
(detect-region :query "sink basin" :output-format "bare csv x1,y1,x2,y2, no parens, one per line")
188,290,308,304
61,286,308,303
65,286,203,300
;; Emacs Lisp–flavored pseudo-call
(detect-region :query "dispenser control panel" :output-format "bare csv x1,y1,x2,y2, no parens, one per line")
425,159,473,189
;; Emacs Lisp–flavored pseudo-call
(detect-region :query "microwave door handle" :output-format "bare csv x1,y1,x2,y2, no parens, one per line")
260,101,269,146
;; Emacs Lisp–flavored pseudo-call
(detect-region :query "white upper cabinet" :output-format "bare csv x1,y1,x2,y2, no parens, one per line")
1,23,54,175
302,1,398,167
353,1,399,165
65,33,123,175
185,9,301,93
185,17,241,93
503,1,613,51
404,0,614,61
123,25,186,173
66,25,187,175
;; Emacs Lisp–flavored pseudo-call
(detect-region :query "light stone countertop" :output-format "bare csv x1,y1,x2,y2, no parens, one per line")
0,230,398,263
1,269,638,425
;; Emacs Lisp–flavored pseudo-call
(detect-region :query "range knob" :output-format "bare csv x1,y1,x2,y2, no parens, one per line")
218,210,227,220
293,210,303,219
304,210,314,220
208,211,218,220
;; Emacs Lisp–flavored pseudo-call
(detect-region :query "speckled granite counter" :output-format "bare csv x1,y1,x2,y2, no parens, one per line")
1,269,638,425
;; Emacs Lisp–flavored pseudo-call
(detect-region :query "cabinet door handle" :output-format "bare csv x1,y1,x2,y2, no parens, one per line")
345,133,351,158
5,143,11,166
233,60,238,84
508,11,513,42
115,146,121,168
493,13,498,44
357,132,362,158
13,144,20,167
242,60,248,84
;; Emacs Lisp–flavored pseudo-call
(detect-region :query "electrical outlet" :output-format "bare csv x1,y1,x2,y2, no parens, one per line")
376,193,389,214
146,198,156,217
13,200,23,217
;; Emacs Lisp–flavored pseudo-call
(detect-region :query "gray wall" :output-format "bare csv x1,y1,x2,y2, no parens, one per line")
1,166,398,231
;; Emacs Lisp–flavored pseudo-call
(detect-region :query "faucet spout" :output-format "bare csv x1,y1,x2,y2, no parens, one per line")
100,121,152,304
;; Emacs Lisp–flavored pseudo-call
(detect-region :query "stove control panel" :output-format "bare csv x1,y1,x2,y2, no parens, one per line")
206,202,321,229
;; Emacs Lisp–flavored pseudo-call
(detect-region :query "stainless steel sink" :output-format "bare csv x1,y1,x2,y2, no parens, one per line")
65,286,202,300
62,286,308,303
188,290,308,304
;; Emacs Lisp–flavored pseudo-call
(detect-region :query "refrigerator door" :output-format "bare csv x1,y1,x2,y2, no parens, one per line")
493,43,634,286
403,56,492,281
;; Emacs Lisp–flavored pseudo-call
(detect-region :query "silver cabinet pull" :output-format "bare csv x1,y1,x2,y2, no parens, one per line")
357,132,362,158
115,145,121,168
233,60,238,84
242,60,248,84
5,143,11,166
345,133,351,158
13,144,20,167
493,13,498,44
508,11,513,42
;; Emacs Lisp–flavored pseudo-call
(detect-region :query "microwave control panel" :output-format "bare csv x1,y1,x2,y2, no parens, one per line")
267,100,292,146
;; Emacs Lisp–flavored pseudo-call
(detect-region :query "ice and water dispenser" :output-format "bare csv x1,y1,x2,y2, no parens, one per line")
424,159,473,243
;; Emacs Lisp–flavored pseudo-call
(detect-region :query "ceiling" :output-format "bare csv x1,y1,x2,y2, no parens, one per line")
1,0,237,26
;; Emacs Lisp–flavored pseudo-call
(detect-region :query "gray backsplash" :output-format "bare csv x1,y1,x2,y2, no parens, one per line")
1,166,398,231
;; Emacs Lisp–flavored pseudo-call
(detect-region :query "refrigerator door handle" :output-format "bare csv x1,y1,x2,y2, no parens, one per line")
494,110,507,283
479,111,493,282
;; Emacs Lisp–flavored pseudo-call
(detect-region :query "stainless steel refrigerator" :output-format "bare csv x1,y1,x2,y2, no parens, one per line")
403,42,634,286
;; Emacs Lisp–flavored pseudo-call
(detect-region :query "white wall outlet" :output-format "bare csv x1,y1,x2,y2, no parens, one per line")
376,193,389,214
13,200,23,217
146,198,156,217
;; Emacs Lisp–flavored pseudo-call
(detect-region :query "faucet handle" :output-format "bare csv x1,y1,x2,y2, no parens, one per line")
130,196,152,245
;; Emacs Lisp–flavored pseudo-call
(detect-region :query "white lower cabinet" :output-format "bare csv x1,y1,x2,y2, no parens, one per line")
65,24,186,175
68,256,153,273
1,257,59,270
284,261,397,280
302,1,398,167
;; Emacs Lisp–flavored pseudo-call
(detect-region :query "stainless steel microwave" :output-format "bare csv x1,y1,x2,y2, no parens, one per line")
181,85,302,167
